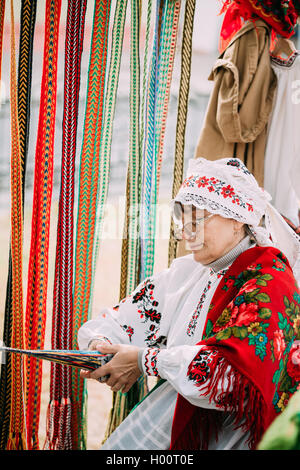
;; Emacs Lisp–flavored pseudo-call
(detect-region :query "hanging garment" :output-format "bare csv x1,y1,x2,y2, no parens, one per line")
264,50,300,229
194,19,277,187
219,0,299,53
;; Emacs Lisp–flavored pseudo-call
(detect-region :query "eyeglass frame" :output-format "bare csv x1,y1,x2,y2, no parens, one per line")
172,213,215,241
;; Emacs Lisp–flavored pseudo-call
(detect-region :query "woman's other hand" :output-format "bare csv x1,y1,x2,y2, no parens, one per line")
80,342,142,394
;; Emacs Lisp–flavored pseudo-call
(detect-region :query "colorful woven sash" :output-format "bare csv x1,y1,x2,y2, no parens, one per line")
0,0,37,450
24,0,61,450
91,0,128,309
120,0,140,300
0,347,113,372
103,0,181,441
168,0,196,266
45,0,87,451
140,0,180,281
104,0,145,441
72,0,111,450
6,0,25,450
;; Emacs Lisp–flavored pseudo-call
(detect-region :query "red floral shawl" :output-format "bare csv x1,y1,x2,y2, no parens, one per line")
170,246,300,450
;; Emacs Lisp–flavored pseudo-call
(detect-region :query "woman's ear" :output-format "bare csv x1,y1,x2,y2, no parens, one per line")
232,219,245,234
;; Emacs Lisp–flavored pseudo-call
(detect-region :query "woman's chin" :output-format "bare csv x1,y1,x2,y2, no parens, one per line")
189,245,205,262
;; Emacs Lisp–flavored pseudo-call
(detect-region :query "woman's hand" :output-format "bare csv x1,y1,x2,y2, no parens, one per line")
80,342,142,394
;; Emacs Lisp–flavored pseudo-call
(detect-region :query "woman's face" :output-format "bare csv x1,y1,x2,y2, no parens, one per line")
177,204,245,265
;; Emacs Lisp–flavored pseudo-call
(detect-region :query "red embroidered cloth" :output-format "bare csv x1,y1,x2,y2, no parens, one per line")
170,246,300,449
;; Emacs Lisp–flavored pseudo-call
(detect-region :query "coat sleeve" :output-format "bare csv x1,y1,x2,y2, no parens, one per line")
140,345,234,410
212,24,277,144
77,267,171,350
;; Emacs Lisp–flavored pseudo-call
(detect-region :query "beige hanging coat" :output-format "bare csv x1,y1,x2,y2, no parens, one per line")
194,19,277,187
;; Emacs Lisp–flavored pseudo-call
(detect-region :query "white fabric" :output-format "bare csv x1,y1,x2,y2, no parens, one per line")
78,236,253,450
171,157,267,226
100,380,249,451
264,52,300,227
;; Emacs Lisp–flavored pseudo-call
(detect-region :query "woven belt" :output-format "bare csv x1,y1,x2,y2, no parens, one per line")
168,0,196,265
0,0,37,450
72,0,112,450
24,0,61,449
45,0,87,451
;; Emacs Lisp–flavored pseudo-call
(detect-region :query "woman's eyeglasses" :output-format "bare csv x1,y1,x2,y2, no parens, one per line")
172,214,214,241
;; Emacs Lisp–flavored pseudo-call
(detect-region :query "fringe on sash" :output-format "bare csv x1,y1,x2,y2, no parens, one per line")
44,398,73,450
6,433,27,450
170,353,265,450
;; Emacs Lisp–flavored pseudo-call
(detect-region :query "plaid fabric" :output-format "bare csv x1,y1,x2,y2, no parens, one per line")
100,380,249,450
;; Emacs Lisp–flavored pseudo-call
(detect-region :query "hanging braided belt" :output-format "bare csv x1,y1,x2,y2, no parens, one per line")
45,0,87,451
24,0,61,450
140,0,181,281
72,0,111,450
0,0,37,450
6,0,25,450
168,0,196,266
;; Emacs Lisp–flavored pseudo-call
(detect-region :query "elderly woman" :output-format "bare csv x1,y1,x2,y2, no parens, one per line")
78,158,300,450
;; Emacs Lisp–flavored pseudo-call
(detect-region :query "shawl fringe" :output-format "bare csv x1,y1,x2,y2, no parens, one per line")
171,352,265,450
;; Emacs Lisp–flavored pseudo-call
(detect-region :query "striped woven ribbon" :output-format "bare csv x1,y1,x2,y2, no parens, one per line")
0,0,37,450
103,0,181,441
6,0,25,450
140,0,181,281
104,0,146,441
24,0,61,450
45,0,87,451
72,0,111,450
91,0,128,311
120,0,141,304
168,0,196,266
0,347,113,373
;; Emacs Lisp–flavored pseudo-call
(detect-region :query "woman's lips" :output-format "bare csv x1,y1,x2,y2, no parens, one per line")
187,242,204,251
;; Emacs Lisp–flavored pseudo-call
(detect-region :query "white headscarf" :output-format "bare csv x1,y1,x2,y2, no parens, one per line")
171,157,300,282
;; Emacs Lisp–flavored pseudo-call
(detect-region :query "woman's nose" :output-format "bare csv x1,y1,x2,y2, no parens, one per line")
182,228,195,241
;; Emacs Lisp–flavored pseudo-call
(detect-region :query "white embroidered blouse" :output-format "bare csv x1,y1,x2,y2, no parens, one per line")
78,236,253,450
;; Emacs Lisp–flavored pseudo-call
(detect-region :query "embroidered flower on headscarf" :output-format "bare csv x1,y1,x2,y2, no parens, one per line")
272,329,286,361
182,176,194,188
287,340,300,382
221,184,235,199
195,176,210,188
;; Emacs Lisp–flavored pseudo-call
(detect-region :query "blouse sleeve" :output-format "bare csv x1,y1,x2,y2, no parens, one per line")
140,345,234,411
77,266,171,350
